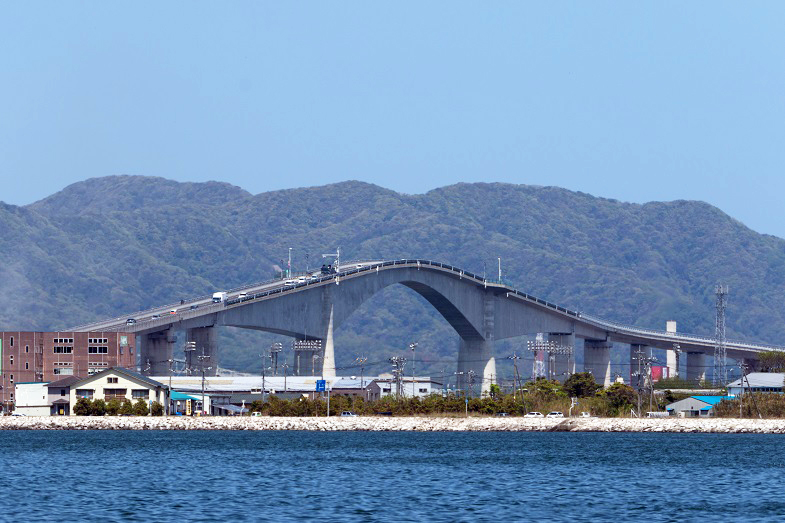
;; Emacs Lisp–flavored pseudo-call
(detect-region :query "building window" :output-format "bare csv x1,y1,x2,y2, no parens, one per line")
25,345,29,353
107,377,118,384
104,389,127,400
53,368,74,375
60,389,66,396
25,362,28,370
88,346,108,354
9,355,13,366
9,336,13,347
53,347,73,354
9,374,13,383
132,389,149,400
76,389,93,399
419,388,427,394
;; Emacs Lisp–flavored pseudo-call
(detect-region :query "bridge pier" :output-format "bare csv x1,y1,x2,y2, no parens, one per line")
685,352,707,384
584,339,612,387
186,326,217,376
629,344,651,389
139,328,177,376
457,338,493,397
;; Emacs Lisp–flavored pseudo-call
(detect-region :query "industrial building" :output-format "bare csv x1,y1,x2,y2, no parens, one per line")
726,373,785,396
0,331,136,411
665,396,733,417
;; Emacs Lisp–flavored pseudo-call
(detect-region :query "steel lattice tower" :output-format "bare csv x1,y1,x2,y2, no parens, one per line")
713,285,729,386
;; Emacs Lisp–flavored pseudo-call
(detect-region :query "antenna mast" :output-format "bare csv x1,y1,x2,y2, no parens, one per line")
713,285,729,386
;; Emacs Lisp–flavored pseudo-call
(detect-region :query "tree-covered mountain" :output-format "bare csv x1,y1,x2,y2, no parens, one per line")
3,175,785,377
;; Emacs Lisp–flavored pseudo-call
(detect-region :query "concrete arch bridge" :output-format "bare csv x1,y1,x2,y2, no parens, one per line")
71,259,785,390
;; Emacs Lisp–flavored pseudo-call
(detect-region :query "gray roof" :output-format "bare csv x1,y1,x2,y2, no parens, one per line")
47,376,82,389
71,367,166,389
727,373,785,388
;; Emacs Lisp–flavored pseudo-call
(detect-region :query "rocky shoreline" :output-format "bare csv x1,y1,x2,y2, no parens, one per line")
2,416,785,433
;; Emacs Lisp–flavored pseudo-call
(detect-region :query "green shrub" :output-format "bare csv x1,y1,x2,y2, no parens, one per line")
90,399,107,416
150,401,164,416
73,397,92,416
133,398,149,416
106,399,121,416
119,399,134,416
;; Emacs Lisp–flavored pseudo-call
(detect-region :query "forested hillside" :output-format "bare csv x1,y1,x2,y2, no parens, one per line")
3,175,785,376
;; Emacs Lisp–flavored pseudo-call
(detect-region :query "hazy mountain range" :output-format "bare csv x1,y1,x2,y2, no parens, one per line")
3,175,785,376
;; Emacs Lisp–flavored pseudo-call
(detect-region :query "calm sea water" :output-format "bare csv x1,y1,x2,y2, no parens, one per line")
1,430,784,522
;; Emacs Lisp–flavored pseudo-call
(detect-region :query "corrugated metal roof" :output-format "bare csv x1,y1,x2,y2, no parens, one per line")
692,396,733,405
726,373,785,388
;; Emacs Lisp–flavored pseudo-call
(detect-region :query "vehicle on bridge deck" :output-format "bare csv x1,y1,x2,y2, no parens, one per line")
524,412,544,418
189,304,198,310
169,309,177,315
126,318,136,325
239,292,247,298
212,291,227,303
151,314,160,319
284,279,296,287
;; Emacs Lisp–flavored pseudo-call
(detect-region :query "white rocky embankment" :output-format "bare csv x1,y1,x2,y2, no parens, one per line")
2,416,785,433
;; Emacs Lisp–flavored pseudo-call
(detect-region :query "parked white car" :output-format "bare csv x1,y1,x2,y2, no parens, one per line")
546,411,564,418
524,412,544,418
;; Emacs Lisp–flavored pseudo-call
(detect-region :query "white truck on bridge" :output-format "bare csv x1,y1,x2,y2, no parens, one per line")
212,291,228,303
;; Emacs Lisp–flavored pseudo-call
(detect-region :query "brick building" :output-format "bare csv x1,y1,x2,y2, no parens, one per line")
0,331,135,410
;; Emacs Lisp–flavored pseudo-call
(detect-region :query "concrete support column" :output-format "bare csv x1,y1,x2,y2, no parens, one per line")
584,340,612,387
456,338,493,398
186,326,217,377
321,305,336,379
548,333,575,382
140,329,177,376
629,344,651,389
685,352,707,384
666,321,679,379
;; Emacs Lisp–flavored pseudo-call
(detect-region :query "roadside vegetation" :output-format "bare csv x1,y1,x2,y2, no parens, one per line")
248,373,658,418
73,397,163,416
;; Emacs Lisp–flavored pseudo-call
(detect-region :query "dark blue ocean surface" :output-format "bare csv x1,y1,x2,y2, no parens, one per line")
1,430,784,522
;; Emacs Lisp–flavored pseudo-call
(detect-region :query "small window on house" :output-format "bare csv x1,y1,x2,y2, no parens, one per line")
419,388,427,394
60,389,66,396
132,389,149,399
107,377,118,384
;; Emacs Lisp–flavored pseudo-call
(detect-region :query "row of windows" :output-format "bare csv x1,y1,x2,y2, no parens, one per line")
54,338,74,344
88,347,109,354
54,347,73,354
88,338,108,344
53,368,74,375
76,389,151,399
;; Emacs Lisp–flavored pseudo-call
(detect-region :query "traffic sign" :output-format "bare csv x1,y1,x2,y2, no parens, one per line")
316,380,326,392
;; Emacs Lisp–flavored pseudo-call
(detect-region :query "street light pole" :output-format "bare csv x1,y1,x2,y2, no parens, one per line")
288,247,292,278
409,342,418,398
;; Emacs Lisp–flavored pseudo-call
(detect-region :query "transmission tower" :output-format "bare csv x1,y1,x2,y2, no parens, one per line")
713,285,729,386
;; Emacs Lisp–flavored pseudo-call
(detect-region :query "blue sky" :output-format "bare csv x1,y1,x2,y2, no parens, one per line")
2,3,784,236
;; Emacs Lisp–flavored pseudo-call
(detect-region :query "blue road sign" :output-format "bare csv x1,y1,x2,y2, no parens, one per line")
316,380,326,392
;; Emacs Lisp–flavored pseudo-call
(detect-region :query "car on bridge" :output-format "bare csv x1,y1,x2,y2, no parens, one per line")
126,318,136,325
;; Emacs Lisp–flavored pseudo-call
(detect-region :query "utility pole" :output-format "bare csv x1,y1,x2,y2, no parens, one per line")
409,342,418,398
270,342,283,376
282,362,290,392
167,358,174,415
508,353,521,401
197,347,211,416
389,356,407,398
355,355,368,399
184,341,196,376
260,351,267,404
288,247,292,278
467,370,477,399
498,257,502,284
